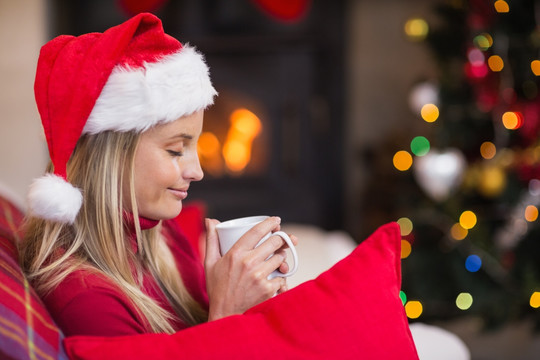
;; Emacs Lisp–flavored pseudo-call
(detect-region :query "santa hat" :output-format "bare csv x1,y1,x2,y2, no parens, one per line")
28,13,217,224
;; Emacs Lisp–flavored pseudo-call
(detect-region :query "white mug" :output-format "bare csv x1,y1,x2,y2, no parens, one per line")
215,216,298,279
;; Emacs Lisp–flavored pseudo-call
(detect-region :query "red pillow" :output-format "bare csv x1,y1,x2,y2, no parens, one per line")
63,222,418,359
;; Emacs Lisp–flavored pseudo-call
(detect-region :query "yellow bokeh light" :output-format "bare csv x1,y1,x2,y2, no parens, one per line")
401,240,412,259
393,151,413,171
479,166,506,198
222,140,250,173
230,108,262,139
397,217,413,236
532,60,540,76
405,301,423,319
460,210,477,230
502,111,522,130
450,223,468,240
494,0,509,13
530,292,540,308
198,132,220,158
488,55,504,72
456,293,473,310
404,18,429,41
480,141,497,159
421,103,439,123
222,108,263,173
525,205,539,222
474,34,493,50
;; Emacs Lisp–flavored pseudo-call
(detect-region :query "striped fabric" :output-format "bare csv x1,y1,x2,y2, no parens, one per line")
0,196,67,360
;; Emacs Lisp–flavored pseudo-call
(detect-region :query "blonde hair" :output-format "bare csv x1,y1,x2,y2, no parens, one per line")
19,130,208,333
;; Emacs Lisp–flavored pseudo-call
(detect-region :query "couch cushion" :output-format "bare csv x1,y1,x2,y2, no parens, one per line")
64,222,419,359
0,196,68,360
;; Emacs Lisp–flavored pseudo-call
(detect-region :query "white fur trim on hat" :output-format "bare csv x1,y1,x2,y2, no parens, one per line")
83,45,217,134
27,174,83,224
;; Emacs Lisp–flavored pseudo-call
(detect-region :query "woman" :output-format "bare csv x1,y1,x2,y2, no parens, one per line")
19,12,293,336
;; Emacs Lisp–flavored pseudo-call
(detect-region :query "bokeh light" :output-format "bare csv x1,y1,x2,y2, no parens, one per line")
397,217,413,236
456,293,473,310
480,141,497,159
404,18,429,41
488,55,504,72
401,240,412,259
494,0,509,13
393,151,413,171
529,179,540,196
502,111,523,130
410,136,430,156
531,60,540,76
399,291,407,305
479,166,506,198
468,48,485,65
450,223,468,240
405,301,423,319
459,210,477,229
408,82,439,114
474,33,493,51
421,103,439,122
530,292,540,308
465,255,482,272
525,205,539,222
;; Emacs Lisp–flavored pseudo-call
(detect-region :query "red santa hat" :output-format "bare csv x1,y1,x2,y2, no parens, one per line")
28,13,217,224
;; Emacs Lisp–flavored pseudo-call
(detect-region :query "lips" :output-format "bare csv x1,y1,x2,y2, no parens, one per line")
168,188,188,200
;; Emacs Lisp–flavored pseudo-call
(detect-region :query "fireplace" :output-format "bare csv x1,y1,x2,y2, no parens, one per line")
48,0,346,230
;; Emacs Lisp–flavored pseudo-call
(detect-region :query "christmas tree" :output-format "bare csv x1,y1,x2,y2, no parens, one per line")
395,0,540,329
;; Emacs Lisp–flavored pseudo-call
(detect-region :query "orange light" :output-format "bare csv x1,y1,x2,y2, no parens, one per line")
421,103,439,123
480,141,496,159
502,111,523,130
222,108,262,173
494,0,509,13
532,60,540,76
525,205,539,222
223,140,250,172
401,240,412,259
393,151,413,171
488,55,504,72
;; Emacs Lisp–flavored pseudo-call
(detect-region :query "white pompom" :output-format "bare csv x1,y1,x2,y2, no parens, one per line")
27,174,83,224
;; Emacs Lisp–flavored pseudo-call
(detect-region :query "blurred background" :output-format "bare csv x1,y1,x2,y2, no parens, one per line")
2,0,540,358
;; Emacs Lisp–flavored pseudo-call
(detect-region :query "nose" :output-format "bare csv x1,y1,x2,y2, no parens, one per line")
184,152,204,182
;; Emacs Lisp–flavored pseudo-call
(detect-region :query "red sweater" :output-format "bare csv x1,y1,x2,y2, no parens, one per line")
42,217,208,336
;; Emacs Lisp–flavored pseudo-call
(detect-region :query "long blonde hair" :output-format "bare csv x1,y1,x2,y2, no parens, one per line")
19,130,208,333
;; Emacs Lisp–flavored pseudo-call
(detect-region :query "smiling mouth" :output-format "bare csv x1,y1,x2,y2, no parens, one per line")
168,188,188,200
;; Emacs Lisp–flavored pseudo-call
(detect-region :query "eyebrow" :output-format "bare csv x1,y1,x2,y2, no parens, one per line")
168,133,193,141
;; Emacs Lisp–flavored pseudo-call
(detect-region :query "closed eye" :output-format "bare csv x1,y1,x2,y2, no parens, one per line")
167,150,183,157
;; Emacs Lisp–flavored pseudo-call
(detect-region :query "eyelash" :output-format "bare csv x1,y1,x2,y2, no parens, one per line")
167,150,183,157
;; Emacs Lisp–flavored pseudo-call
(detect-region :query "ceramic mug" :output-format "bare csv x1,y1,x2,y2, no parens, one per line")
215,216,299,279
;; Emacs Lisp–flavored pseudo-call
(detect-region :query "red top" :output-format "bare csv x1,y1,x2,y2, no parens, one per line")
42,216,208,336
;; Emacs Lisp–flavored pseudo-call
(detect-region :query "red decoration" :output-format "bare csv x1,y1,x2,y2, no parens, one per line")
251,0,311,22
117,0,168,16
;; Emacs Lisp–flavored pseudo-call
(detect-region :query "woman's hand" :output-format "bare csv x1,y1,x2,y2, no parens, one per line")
204,217,296,321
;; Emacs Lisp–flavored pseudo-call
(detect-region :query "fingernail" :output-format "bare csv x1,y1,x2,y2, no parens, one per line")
275,216,281,224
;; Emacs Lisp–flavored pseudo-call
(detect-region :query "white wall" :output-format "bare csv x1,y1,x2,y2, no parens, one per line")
0,0,47,209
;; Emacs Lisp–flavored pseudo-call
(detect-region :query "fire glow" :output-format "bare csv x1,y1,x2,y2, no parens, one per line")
198,108,262,175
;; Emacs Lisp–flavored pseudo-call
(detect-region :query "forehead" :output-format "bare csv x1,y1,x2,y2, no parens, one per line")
142,110,204,140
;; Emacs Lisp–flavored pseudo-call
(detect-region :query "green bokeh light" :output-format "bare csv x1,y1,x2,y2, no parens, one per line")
399,290,407,305
410,136,430,156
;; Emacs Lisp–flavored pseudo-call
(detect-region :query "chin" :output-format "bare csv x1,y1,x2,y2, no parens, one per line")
141,204,182,221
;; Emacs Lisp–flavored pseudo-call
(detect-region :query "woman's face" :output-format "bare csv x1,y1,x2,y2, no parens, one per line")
126,110,204,220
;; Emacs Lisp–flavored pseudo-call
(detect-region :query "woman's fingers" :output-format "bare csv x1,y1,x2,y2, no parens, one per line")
233,217,281,250
204,218,221,267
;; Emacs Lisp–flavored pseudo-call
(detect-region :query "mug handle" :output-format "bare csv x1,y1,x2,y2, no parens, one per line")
266,231,299,280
